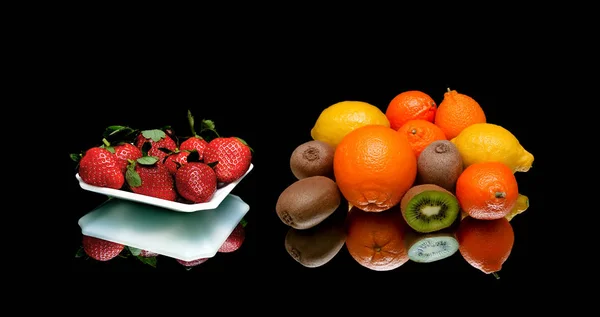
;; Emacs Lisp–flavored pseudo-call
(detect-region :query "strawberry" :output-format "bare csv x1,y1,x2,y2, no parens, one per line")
78,147,124,189
203,137,252,184
82,235,124,261
218,221,246,253
139,250,159,257
176,258,208,267
135,129,177,162
113,143,142,173
179,110,209,159
175,162,217,203
163,151,190,175
126,158,177,201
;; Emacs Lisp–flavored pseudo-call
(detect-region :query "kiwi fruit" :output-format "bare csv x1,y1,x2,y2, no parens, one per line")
290,140,335,180
404,229,459,263
284,207,346,268
400,184,460,233
416,140,463,192
276,176,341,229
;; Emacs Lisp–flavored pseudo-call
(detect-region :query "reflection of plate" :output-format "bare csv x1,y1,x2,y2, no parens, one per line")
75,164,253,212
78,194,250,261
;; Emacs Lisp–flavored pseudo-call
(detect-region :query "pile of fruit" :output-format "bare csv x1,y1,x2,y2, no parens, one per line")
71,110,252,269
276,89,533,278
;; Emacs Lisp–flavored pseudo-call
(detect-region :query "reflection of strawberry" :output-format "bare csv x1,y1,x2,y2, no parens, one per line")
78,147,124,189
135,129,177,162
203,137,252,183
113,143,142,173
175,162,217,203
82,235,124,261
140,250,159,257
164,151,190,175
218,221,246,253
126,160,177,201
176,258,208,267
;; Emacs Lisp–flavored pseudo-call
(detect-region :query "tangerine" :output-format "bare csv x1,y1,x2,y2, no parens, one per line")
434,88,486,140
385,90,437,131
397,119,447,158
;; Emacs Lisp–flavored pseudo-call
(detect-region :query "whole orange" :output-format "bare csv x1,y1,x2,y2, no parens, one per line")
456,162,518,220
434,89,486,140
397,119,447,158
457,217,514,275
385,90,437,131
345,207,409,271
334,125,416,212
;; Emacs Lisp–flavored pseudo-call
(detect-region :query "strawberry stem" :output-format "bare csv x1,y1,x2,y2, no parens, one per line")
102,138,111,147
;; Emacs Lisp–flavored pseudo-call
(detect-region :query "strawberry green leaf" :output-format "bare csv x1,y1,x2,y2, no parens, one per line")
141,141,152,156
187,110,198,136
105,146,115,153
126,168,142,187
141,129,166,142
128,246,141,256
240,218,248,228
75,246,85,258
207,161,218,168
136,255,157,268
137,156,158,165
70,153,81,162
104,125,130,137
187,150,200,163
201,119,215,130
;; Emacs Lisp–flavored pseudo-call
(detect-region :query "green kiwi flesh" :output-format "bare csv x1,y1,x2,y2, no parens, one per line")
406,232,458,263
403,190,459,233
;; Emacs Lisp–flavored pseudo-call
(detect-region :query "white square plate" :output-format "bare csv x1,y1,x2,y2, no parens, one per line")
76,164,253,212
78,194,249,261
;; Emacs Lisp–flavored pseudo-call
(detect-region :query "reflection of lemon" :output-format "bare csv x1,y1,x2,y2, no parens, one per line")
451,123,534,173
310,101,390,148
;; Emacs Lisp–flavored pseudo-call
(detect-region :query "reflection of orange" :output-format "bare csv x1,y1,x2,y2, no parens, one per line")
456,162,518,220
386,90,437,131
334,125,416,212
345,207,409,271
457,217,514,276
434,89,486,140
397,119,447,158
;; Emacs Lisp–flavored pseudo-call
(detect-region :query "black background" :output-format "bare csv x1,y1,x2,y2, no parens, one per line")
63,60,546,289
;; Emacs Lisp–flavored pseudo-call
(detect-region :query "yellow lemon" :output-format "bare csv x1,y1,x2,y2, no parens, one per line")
310,101,390,148
505,194,529,221
451,123,534,173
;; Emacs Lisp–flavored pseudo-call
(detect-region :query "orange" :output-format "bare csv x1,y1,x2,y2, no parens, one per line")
434,88,486,140
333,125,416,212
345,207,409,271
385,90,437,131
457,217,514,276
397,119,447,158
456,162,518,220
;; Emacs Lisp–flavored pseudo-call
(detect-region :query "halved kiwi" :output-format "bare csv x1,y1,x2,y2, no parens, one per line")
405,230,459,263
400,184,460,233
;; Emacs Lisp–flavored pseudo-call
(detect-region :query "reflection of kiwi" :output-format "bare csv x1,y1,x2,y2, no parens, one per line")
290,140,335,180
404,229,459,263
416,140,463,192
400,184,460,233
284,206,347,268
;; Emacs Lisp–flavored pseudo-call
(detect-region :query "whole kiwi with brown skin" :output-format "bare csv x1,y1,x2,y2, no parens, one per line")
276,176,341,229
284,205,347,268
416,140,463,192
290,140,335,180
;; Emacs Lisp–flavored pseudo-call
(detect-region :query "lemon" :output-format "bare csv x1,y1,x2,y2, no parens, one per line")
451,123,534,173
505,194,529,221
310,101,390,147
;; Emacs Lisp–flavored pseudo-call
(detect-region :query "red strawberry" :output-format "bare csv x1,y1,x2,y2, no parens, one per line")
140,250,159,257
113,143,142,173
164,151,190,175
78,147,124,189
175,162,217,203
179,137,207,159
218,222,245,253
82,235,124,261
176,258,208,267
135,129,177,162
127,161,177,201
203,137,252,184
